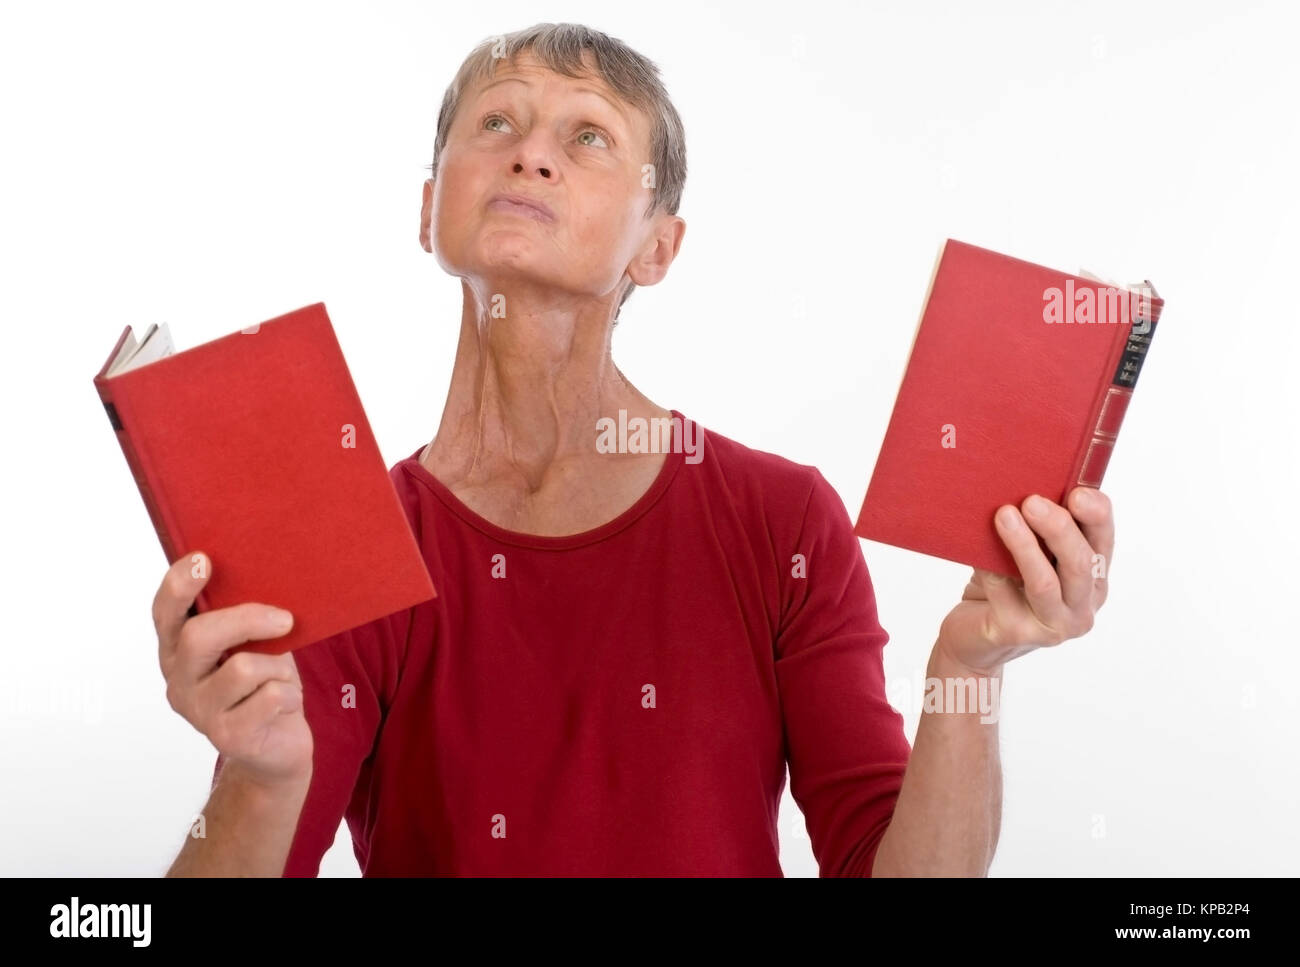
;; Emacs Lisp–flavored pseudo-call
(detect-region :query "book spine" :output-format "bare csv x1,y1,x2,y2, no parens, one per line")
1070,290,1165,490
94,378,186,573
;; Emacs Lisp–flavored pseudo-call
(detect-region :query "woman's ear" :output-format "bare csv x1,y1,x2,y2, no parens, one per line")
419,178,435,252
627,215,686,287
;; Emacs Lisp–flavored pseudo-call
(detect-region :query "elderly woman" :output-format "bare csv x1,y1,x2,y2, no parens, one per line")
155,23,1113,877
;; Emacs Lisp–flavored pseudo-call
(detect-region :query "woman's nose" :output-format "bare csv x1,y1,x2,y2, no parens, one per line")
513,161,551,179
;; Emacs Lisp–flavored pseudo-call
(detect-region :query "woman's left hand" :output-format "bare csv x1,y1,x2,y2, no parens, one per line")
935,487,1115,675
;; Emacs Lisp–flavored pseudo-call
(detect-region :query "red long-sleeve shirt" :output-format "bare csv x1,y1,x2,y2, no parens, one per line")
212,410,912,875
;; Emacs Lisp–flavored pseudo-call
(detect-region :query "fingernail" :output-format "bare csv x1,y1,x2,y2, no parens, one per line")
269,609,294,630
998,506,1020,529
1025,495,1049,517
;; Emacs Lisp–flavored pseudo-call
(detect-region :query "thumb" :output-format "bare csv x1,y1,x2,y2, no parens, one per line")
185,550,213,617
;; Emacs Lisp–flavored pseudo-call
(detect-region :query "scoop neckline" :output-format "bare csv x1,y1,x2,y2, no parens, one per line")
398,409,692,550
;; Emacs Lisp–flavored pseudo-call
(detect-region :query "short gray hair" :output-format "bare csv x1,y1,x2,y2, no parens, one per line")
427,23,687,319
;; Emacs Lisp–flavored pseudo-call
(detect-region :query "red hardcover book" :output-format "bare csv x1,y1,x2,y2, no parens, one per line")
93,302,436,655
853,239,1165,578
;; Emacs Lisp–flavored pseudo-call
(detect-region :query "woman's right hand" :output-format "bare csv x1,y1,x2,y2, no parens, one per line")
153,551,313,789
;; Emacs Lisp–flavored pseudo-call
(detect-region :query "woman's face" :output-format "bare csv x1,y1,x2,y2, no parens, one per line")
423,51,663,304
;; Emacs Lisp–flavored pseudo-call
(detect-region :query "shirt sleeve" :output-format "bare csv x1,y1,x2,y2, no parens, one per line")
775,469,912,876
208,607,409,877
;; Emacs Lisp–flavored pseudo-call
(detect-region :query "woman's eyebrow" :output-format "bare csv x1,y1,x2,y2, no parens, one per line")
476,76,629,126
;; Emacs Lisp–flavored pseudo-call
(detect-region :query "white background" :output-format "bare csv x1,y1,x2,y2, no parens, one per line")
1,0,1296,876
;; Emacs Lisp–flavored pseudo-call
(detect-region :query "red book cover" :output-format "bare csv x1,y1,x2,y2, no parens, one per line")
854,239,1165,578
93,302,436,655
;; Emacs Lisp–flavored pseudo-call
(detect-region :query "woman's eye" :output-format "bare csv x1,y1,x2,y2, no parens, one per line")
483,114,608,148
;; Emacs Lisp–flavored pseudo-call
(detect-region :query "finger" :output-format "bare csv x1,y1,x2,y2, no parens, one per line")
1020,494,1097,615
1068,487,1115,601
171,603,295,687
154,551,212,665
197,651,301,721
995,503,1070,633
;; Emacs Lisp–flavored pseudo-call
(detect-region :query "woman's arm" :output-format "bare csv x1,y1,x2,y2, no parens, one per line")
871,486,1114,875
870,646,1002,877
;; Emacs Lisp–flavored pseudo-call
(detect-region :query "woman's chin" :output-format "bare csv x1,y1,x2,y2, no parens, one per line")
466,249,559,284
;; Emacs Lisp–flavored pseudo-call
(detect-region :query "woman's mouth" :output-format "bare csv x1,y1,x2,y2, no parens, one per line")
487,193,556,223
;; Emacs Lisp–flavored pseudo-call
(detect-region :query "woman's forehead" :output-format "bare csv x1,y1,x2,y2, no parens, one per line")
474,54,612,102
